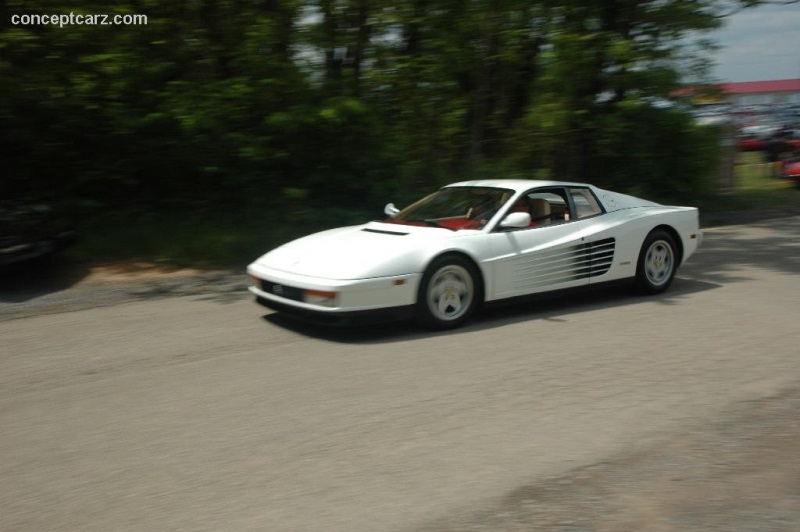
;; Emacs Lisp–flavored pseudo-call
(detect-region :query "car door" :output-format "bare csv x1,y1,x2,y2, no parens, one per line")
568,186,618,284
485,187,606,300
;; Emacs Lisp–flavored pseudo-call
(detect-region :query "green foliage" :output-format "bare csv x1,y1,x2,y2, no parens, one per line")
591,102,720,202
2,0,747,265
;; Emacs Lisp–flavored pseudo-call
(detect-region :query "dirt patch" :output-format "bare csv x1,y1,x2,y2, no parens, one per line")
79,262,210,283
423,388,800,531
0,259,247,321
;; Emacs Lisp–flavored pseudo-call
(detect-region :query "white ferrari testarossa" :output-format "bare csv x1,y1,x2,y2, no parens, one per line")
248,180,702,329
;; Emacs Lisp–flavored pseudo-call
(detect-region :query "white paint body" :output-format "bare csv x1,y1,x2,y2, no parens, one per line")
247,180,702,315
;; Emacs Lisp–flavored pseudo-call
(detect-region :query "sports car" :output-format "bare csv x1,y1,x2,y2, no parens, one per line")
247,180,702,329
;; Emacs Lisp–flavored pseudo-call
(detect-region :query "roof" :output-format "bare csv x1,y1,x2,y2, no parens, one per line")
444,179,662,210
720,79,800,95
445,179,591,193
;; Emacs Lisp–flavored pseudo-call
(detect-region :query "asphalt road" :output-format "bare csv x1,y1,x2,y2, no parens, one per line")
2,216,799,531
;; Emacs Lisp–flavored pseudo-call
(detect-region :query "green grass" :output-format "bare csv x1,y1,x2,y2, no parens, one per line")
67,215,265,268
66,160,798,270
66,206,378,269
695,151,798,220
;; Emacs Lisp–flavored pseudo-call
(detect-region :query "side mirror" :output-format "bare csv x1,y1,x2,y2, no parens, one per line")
500,212,531,229
384,203,400,217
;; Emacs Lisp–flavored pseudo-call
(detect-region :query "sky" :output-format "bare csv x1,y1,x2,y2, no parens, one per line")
709,2,800,82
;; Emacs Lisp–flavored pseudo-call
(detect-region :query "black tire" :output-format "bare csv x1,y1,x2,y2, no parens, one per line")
635,230,678,294
416,255,479,330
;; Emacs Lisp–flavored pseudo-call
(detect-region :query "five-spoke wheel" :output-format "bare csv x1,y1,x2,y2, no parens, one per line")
636,230,677,294
417,255,479,329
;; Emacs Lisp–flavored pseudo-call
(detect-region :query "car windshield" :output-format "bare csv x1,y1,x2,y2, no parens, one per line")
384,186,512,231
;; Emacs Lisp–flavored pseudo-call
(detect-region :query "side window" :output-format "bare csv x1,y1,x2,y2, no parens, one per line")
569,188,604,219
499,188,570,231
497,187,579,231
525,190,570,224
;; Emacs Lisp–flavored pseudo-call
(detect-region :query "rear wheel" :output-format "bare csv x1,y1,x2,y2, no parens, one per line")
416,255,479,329
635,230,677,294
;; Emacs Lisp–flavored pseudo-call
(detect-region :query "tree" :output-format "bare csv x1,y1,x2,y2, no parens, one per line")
1,0,784,224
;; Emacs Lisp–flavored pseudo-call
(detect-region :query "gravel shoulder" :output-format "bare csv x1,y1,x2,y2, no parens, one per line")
0,262,248,321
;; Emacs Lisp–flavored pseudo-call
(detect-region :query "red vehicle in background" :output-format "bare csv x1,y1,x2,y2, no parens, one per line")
780,128,800,186
736,127,800,152
782,159,800,187
737,135,765,151
787,130,800,150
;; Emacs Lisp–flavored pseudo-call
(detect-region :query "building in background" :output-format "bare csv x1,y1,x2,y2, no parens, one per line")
678,79,800,179
720,79,800,107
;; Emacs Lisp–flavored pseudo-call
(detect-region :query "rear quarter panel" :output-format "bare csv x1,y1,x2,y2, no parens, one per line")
586,206,701,284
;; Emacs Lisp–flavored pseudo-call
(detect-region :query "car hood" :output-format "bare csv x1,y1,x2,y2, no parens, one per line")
252,221,464,280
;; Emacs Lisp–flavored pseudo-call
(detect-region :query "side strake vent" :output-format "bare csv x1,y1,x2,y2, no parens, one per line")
575,237,615,279
361,228,409,236
512,237,616,289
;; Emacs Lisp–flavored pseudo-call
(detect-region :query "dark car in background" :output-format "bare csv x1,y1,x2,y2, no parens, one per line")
0,202,77,267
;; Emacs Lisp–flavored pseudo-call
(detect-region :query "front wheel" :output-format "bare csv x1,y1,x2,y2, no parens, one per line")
416,255,479,329
635,230,677,294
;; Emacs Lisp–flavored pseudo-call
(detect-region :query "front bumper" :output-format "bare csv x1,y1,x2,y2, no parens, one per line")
247,262,421,318
254,296,415,325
